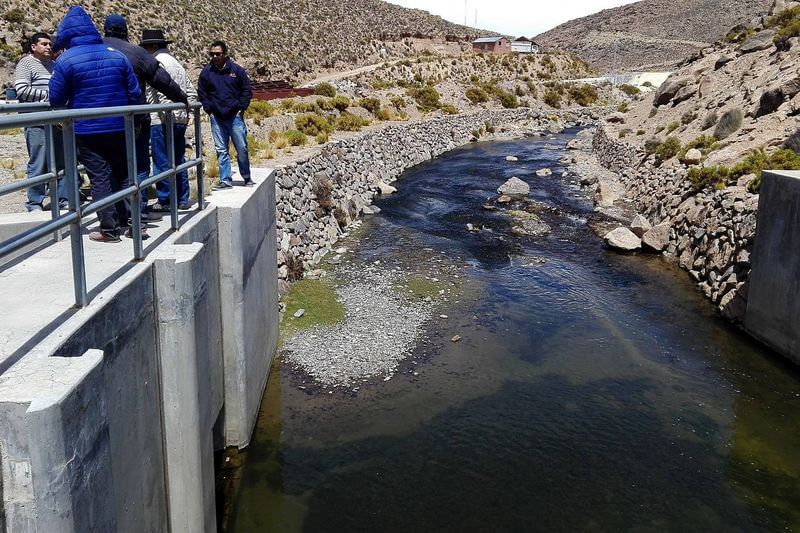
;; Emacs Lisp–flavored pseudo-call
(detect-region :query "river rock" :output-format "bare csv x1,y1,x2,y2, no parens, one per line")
536,168,552,177
740,30,776,53
376,180,397,195
497,177,530,197
505,155,519,162
641,223,671,252
510,215,551,237
629,214,652,237
566,139,581,150
293,308,306,318
497,195,512,203
604,227,641,251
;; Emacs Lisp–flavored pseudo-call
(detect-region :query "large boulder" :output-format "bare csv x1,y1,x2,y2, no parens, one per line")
497,177,530,198
740,30,776,53
683,148,703,165
780,77,800,99
629,214,652,237
641,223,671,252
653,76,692,106
672,85,697,104
756,86,785,117
605,112,626,123
714,55,734,70
604,227,641,251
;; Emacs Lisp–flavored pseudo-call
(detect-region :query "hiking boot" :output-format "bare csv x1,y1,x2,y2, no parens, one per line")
212,180,233,191
89,230,121,243
124,227,149,240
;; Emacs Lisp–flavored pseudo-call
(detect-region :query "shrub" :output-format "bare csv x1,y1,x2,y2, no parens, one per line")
688,148,800,192
648,107,657,118
294,101,319,113
688,166,730,190
285,129,307,146
312,176,333,210
666,121,680,134
3,8,24,23
295,113,333,136
279,99,297,112
619,128,632,138
357,97,381,114
408,86,441,112
465,86,488,104
315,132,330,144
316,98,333,111
654,137,681,164
495,89,519,109
678,135,719,161
247,100,274,124
766,6,800,49
441,103,459,115
543,88,561,108
714,108,743,140
642,81,654,88
724,24,755,44
390,96,406,110
617,102,629,113
330,96,350,111
702,111,719,130
618,84,640,96
636,129,646,136
568,84,598,106
314,82,336,97
375,107,394,121
335,112,370,131
681,111,697,125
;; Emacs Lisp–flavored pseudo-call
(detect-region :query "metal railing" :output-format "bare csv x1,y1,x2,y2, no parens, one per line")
0,101,205,307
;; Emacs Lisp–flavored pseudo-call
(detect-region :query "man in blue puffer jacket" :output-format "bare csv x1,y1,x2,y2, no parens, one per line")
49,6,142,242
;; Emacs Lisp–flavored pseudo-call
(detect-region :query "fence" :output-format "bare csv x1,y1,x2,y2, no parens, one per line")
0,101,205,307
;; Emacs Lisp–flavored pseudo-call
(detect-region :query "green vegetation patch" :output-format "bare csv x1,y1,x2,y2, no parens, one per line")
766,6,800,49
688,148,800,192
394,276,442,300
313,82,336,97
281,278,345,339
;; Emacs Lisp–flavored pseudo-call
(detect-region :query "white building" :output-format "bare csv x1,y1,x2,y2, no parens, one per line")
511,37,541,54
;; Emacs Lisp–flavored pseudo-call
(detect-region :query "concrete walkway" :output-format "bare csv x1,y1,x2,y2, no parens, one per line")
0,171,269,373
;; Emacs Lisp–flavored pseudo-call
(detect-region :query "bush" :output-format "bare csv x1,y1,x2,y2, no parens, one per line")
279,99,296,112
375,107,394,121
714,108,743,140
724,24,755,44
335,112,369,131
357,97,381,114
617,102,629,113
330,96,350,111
678,135,719,161
390,96,406,110
654,137,681,164
543,88,561,108
702,111,719,130
681,111,697,125
3,8,24,23
314,82,336,97
688,148,800,192
618,84,640,96
295,113,333,136
408,86,441,112
766,6,800,49
688,166,730,190
441,103,459,115
312,176,333,210
315,132,329,144
666,121,680,134
316,98,333,111
294,101,319,113
495,89,519,109
247,100,274,125
269,130,288,149
568,84,598,106
465,86,488,104
285,129,307,146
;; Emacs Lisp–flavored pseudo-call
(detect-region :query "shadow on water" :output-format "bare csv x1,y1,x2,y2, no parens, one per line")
229,133,800,532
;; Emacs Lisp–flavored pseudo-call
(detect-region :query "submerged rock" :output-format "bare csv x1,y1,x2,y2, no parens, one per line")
604,227,641,251
505,155,519,162
497,177,530,198
536,168,553,177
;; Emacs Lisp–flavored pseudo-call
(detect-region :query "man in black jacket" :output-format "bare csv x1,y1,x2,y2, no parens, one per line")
103,14,188,219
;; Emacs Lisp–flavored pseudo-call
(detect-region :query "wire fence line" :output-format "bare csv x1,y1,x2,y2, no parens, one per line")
0,101,205,307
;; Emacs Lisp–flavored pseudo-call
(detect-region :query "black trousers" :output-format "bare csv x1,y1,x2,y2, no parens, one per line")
76,132,130,233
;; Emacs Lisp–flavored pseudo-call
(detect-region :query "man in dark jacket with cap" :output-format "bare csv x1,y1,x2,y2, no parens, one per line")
198,40,252,190
103,14,188,217
49,6,141,242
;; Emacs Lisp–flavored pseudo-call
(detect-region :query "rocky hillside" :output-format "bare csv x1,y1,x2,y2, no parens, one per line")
535,0,773,70
0,0,480,83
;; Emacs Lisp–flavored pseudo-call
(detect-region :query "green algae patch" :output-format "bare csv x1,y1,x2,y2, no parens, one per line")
506,210,539,220
395,276,442,300
280,278,345,341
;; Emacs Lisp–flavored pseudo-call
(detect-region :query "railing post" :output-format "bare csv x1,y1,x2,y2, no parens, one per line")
45,124,62,241
194,108,204,211
165,112,178,229
125,114,143,260
62,121,87,308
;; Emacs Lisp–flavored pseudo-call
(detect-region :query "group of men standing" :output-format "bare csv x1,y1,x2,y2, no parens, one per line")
12,5,253,242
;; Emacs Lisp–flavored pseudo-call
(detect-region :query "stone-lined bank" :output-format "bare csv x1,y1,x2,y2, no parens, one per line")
591,127,755,321
275,109,594,279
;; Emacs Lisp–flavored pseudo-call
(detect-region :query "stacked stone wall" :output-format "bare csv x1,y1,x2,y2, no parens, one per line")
275,109,591,279
592,127,755,320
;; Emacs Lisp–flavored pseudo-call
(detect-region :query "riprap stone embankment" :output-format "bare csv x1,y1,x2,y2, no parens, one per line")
591,127,755,321
275,109,594,279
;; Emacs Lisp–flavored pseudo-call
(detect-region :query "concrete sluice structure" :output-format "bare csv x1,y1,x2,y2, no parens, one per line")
0,168,278,531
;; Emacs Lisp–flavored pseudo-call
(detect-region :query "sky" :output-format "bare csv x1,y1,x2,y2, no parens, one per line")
385,0,640,37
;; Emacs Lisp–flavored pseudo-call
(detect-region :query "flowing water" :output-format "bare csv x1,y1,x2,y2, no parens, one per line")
229,133,800,532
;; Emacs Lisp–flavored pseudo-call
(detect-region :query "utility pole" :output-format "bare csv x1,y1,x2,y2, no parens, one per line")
475,9,477,27
464,0,467,25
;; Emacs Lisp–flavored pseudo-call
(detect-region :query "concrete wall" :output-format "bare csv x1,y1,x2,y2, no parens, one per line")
0,169,278,531
745,170,800,364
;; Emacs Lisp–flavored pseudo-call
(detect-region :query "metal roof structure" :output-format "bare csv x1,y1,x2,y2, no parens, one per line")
473,36,505,44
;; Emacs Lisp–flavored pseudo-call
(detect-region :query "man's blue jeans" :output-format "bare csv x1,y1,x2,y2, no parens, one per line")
151,123,189,205
210,115,250,184
25,126,67,211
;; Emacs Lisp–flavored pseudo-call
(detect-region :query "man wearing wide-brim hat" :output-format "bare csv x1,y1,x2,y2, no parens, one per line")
140,29,198,211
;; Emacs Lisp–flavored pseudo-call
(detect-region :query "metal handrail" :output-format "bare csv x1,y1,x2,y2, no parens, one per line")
0,101,205,307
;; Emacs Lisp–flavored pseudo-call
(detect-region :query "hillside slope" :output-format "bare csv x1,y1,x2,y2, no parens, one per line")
535,0,773,70
0,0,481,83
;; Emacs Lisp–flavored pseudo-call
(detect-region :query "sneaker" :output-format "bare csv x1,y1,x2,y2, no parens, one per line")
242,178,254,187
89,230,121,243
212,180,233,191
178,202,192,210
149,203,172,213
27,203,43,212
58,200,69,210
141,211,163,221
124,227,149,240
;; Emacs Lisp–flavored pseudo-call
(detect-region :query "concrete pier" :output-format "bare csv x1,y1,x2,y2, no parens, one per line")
745,170,800,364
0,169,278,531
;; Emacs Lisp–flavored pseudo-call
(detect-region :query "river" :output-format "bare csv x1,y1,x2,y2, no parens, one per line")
228,132,800,532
